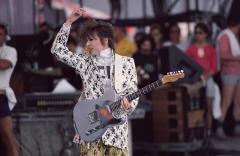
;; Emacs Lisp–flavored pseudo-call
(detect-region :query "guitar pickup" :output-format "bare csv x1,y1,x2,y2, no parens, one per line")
85,124,103,136
88,111,99,124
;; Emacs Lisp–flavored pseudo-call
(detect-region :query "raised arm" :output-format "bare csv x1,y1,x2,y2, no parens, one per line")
51,8,87,69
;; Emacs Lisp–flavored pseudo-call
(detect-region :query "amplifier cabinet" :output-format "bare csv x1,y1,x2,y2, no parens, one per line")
12,111,79,156
151,85,206,143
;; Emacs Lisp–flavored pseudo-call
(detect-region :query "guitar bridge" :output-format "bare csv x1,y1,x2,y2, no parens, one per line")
88,111,99,124
85,125,103,136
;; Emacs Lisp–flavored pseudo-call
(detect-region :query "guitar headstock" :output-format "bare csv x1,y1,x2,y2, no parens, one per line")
161,70,185,84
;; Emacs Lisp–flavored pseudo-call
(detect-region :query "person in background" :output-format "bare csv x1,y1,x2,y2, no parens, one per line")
61,36,83,90
109,0,121,20
37,22,56,69
186,22,217,130
149,24,163,72
133,35,159,100
0,23,19,156
134,31,147,51
69,25,83,54
67,36,78,53
163,22,189,52
114,26,137,57
149,24,163,53
217,17,240,136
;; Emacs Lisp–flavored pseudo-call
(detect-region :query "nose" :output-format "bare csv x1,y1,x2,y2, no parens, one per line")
86,40,90,47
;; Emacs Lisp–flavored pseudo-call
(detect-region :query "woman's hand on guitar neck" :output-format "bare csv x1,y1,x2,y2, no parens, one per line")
120,97,131,110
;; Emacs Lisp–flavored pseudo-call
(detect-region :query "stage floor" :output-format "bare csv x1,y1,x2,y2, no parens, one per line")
211,126,240,156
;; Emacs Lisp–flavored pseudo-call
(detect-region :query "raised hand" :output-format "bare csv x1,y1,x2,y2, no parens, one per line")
65,8,86,26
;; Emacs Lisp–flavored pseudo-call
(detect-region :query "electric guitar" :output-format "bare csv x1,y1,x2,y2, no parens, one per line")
73,70,185,142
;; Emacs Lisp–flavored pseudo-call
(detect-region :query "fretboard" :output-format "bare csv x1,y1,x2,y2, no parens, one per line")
109,80,162,112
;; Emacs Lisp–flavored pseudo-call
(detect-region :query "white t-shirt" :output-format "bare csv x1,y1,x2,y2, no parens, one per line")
0,44,17,89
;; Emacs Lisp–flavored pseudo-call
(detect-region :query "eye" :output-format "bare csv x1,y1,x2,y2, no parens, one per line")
88,37,94,41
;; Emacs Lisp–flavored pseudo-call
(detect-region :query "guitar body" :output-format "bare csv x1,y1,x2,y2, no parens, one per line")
73,89,125,142
73,70,185,143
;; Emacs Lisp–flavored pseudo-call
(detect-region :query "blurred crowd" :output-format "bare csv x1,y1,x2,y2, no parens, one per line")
2,14,240,140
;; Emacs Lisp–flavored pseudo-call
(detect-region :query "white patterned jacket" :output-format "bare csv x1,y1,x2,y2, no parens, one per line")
51,24,139,149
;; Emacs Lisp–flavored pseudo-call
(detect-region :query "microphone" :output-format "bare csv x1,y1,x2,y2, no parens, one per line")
83,47,89,53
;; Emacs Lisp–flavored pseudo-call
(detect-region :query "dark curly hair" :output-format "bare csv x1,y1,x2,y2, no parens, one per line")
194,22,210,37
79,20,115,51
138,35,155,51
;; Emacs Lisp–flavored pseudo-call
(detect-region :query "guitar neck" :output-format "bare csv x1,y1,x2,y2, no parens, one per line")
109,80,162,112
109,70,185,112
127,80,162,101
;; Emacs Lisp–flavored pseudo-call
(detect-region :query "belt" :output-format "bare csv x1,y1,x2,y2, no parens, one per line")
0,90,5,94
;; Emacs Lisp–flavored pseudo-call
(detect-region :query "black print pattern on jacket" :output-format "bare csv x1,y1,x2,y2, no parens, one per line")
51,25,139,149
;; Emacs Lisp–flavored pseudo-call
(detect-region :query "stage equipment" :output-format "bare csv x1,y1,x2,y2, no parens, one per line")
159,46,203,83
151,85,207,144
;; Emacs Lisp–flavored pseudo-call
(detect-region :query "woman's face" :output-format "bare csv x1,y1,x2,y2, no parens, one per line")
85,33,108,55
169,26,180,42
151,29,162,43
194,28,207,42
140,40,152,54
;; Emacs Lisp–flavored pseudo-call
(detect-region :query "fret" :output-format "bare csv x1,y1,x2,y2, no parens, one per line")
143,86,147,93
156,81,161,87
143,88,147,94
151,83,154,88
110,101,119,111
147,86,151,92
147,85,151,92
109,102,115,111
153,81,157,88
109,72,181,111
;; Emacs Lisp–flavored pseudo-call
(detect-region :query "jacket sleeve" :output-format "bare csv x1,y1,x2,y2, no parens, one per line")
125,58,139,115
113,57,139,119
51,24,88,72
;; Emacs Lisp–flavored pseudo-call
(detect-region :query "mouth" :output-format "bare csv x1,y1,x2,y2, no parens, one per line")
84,47,92,53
